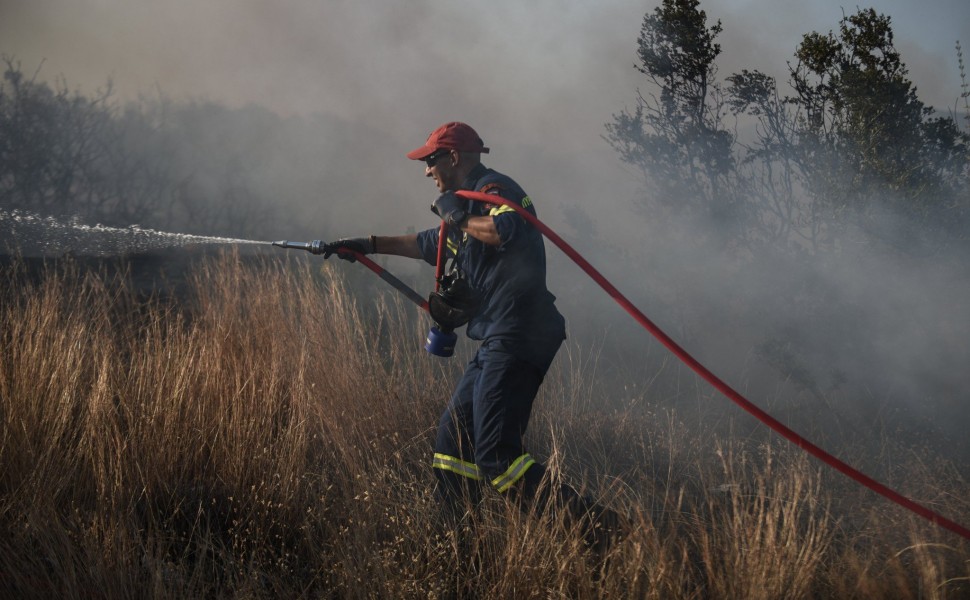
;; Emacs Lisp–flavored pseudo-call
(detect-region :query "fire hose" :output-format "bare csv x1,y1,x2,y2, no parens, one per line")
271,239,429,311
275,190,970,540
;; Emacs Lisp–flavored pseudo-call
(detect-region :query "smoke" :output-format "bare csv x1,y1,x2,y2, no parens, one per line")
3,0,969,463
3,1,965,230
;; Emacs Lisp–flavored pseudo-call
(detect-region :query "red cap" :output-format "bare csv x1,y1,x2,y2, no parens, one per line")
406,122,490,160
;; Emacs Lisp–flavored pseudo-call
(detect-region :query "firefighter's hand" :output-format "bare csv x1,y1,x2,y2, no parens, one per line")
320,236,375,261
431,192,468,228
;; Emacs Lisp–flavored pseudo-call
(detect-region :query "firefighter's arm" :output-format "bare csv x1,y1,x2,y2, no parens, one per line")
432,191,501,246
373,234,424,259
458,216,501,246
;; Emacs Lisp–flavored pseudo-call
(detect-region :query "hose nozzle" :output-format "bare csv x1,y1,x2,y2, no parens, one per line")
271,240,325,254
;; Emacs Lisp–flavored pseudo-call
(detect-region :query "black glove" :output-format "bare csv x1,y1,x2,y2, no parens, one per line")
318,236,375,261
431,191,468,228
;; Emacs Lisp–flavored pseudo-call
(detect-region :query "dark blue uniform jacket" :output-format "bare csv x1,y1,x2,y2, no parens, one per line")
416,163,565,365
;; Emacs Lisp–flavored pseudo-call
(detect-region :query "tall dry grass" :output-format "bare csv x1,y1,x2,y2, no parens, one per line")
0,252,967,598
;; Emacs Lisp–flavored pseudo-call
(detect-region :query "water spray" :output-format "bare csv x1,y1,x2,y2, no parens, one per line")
1,208,268,256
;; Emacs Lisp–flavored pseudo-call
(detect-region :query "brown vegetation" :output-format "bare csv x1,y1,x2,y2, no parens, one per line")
1,254,967,598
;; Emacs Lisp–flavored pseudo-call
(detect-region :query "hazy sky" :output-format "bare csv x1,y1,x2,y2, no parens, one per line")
2,0,967,221
3,0,967,117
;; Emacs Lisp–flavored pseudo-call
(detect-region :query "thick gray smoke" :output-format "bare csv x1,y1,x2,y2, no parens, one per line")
2,0,969,464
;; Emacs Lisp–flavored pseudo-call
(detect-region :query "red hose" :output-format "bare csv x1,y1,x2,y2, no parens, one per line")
455,190,970,541
347,251,429,312
435,221,448,292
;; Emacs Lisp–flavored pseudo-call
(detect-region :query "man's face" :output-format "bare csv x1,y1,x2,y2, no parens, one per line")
425,149,460,193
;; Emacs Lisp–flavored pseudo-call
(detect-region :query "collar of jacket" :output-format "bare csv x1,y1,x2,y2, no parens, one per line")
460,162,489,191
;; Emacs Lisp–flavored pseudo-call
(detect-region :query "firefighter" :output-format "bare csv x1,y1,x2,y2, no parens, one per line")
324,122,611,534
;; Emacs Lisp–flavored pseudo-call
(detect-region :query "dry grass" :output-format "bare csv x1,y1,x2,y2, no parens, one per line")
0,252,967,598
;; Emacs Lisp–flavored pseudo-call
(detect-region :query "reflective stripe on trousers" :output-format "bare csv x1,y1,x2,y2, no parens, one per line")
433,452,535,492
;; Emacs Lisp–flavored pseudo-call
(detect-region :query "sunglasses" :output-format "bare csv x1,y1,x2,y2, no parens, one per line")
424,149,451,168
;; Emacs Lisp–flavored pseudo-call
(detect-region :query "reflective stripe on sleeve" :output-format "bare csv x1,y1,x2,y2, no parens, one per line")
490,454,536,493
432,453,483,481
488,205,516,217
